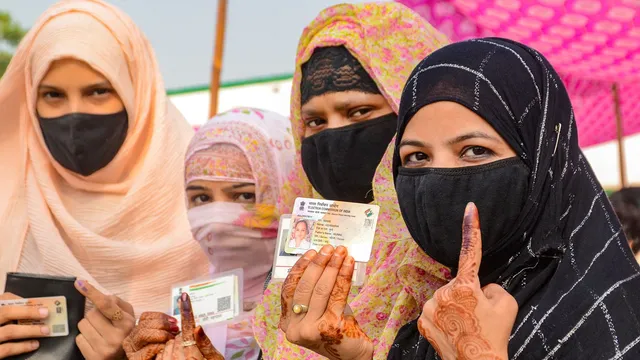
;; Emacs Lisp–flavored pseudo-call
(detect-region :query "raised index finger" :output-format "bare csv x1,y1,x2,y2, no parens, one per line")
456,202,482,284
179,292,197,343
75,280,129,327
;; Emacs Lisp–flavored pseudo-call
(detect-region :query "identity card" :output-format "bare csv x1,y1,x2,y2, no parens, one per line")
0,296,69,337
286,198,380,263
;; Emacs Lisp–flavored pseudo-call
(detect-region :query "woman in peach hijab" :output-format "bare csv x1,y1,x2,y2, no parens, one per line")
0,0,208,358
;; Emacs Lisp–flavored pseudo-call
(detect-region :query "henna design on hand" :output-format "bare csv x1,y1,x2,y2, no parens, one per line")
420,204,507,360
280,251,314,329
316,256,371,360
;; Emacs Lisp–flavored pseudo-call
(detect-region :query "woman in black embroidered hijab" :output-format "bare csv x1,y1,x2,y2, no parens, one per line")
389,38,640,359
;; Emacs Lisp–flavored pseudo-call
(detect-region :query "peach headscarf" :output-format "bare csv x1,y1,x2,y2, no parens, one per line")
0,0,208,313
253,3,451,359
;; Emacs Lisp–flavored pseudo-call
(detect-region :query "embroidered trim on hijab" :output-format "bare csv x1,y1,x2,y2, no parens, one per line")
300,46,381,105
185,144,254,184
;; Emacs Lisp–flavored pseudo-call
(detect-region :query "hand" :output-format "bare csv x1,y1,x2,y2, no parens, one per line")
74,280,136,360
418,203,518,360
123,293,223,360
279,245,373,360
0,292,49,358
169,293,224,360
123,312,180,360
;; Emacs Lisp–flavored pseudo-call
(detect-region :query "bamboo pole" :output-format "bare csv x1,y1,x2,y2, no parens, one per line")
208,0,228,118
612,83,628,189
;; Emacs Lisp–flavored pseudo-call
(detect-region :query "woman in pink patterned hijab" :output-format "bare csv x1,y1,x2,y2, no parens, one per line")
184,107,295,359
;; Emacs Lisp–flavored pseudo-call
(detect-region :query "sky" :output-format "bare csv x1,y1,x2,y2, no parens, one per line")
2,0,382,90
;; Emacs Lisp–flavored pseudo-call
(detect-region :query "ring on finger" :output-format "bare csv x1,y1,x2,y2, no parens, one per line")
111,309,123,321
182,340,197,347
292,304,309,314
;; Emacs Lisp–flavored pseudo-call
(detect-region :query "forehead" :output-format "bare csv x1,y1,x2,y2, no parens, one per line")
40,58,108,86
404,101,495,136
301,91,387,113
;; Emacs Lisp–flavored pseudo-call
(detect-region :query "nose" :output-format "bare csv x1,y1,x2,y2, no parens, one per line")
325,116,352,130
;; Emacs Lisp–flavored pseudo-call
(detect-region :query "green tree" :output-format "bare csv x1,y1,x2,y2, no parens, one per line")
0,11,27,78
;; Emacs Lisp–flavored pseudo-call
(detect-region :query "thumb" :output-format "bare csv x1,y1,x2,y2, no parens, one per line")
456,202,483,284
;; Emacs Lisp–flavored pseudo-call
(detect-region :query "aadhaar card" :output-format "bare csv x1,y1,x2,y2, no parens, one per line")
171,271,241,328
287,198,380,262
0,296,69,337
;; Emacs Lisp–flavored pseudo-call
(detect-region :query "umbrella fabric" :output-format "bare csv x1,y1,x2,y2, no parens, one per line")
397,0,640,148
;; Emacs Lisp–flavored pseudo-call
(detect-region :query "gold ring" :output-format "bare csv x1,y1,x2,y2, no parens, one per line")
182,340,197,347
111,309,123,321
292,304,308,314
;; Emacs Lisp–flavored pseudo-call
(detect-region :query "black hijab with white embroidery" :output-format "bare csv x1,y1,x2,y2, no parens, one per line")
388,38,640,359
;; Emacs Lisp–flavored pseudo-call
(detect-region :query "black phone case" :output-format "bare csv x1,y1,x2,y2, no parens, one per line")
4,272,85,360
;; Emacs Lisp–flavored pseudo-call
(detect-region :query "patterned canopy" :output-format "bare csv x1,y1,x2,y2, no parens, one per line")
397,0,640,148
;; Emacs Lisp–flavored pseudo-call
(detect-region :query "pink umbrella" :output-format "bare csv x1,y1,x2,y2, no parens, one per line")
398,0,640,186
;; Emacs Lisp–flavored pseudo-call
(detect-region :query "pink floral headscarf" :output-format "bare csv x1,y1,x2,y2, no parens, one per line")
253,3,452,359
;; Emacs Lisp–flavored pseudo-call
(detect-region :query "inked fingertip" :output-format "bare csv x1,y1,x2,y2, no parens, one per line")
345,256,355,265
303,250,317,259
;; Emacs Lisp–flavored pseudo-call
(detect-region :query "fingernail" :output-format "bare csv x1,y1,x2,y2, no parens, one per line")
320,245,333,255
170,324,180,333
39,307,49,318
75,280,88,292
345,256,355,265
40,326,50,335
31,341,39,350
168,317,178,324
303,250,317,260
181,292,191,311
335,246,347,256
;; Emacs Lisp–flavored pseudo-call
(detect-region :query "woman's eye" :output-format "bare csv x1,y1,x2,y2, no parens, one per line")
305,119,325,128
350,108,372,118
43,91,63,99
191,194,211,206
235,193,256,203
404,152,429,165
90,88,112,97
461,146,493,158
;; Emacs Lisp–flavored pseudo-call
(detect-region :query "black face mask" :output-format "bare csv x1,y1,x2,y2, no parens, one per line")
395,157,529,273
301,113,397,203
38,110,129,176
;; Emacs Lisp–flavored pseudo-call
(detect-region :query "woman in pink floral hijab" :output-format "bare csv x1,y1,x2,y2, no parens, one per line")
184,107,295,359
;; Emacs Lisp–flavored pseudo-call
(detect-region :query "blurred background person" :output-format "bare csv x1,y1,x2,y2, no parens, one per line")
610,187,640,263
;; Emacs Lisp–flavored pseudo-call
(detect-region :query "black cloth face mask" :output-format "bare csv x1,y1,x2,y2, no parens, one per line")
301,113,397,203
395,157,529,276
38,110,129,176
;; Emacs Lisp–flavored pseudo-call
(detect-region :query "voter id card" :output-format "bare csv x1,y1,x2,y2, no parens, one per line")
171,269,242,327
286,198,379,262
273,214,367,285
0,296,69,337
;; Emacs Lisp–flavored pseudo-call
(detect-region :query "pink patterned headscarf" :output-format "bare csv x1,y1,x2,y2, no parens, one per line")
185,107,295,360
253,3,452,359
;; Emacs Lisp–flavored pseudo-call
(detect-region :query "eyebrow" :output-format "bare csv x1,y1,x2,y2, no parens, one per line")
446,131,500,145
301,99,357,118
185,185,207,191
398,131,500,150
221,183,255,192
398,139,427,149
38,81,112,91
